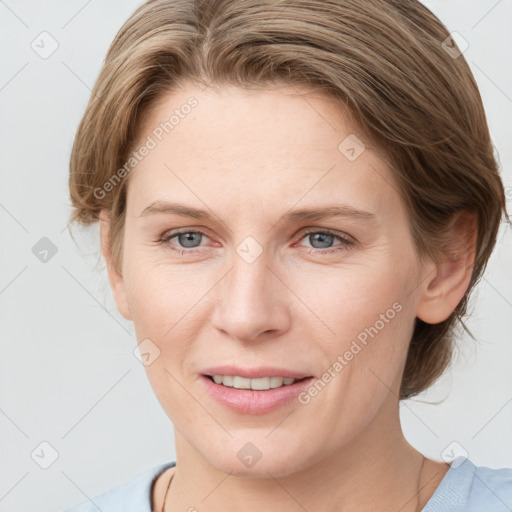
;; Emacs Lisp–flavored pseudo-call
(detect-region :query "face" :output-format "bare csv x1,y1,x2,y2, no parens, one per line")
104,82,440,477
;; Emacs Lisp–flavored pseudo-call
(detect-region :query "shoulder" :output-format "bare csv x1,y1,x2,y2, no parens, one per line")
423,456,512,512
469,459,512,510
59,461,176,512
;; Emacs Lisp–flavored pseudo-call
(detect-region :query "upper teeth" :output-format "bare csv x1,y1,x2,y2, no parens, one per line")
212,375,298,390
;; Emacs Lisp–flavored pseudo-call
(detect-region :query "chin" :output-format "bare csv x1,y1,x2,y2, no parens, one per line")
200,440,314,479
213,458,300,479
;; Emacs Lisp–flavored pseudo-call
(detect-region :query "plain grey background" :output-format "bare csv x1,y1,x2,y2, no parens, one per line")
0,1,511,511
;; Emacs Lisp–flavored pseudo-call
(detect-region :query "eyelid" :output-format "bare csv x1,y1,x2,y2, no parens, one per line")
159,228,212,247
159,227,353,242
297,227,354,243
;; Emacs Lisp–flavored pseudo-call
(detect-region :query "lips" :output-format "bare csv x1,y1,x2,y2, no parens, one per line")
201,365,313,380
200,374,315,414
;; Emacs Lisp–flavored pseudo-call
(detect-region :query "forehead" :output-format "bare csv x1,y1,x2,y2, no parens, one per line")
127,83,401,219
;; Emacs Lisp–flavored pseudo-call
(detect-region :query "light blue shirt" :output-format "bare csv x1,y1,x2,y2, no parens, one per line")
61,457,511,511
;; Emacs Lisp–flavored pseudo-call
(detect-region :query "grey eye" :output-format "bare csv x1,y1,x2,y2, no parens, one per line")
308,232,335,249
176,232,203,248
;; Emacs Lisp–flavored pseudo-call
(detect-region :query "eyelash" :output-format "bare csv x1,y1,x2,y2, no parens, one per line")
157,228,355,256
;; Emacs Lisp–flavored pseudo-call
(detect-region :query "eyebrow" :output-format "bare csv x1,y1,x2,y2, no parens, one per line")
139,201,377,223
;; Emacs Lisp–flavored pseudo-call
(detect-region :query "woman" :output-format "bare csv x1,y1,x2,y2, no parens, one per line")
62,0,511,510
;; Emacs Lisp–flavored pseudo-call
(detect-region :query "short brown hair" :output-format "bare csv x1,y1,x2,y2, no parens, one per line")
68,0,509,399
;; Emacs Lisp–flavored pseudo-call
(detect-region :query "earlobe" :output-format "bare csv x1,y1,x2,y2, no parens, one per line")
416,212,477,325
99,210,132,321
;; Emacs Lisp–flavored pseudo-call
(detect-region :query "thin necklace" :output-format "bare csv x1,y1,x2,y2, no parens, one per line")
161,457,427,512
161,467,174,512
415,456,427,512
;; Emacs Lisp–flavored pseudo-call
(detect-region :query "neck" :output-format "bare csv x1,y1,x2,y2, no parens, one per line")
158,388,449,512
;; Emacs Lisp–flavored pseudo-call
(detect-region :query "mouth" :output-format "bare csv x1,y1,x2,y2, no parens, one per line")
200,372,315,414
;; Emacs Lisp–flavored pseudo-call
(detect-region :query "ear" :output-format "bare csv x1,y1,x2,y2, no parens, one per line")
99,210,132,321
416,211,477,324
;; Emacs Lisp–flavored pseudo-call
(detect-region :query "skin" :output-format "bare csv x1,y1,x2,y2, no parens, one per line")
100,82,475,511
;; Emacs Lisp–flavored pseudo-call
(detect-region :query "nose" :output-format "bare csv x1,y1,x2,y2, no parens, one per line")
210,251,291,343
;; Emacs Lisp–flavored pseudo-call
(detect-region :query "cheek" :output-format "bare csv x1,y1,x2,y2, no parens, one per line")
294,259,411,337
122,257,203,333
295,261,417,407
